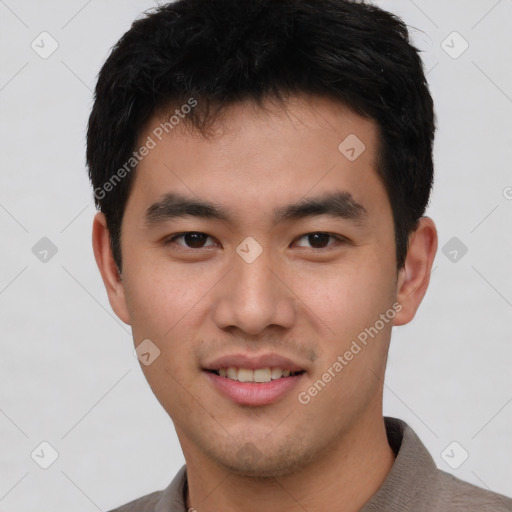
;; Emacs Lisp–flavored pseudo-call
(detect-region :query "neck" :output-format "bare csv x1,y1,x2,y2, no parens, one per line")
182,413,395,512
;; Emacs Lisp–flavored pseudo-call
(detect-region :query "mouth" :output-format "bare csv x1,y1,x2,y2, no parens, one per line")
202,364,306,406
202,353,308,405
205,367,306,383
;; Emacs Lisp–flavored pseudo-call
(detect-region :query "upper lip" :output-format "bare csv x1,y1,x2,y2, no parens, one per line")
203,353,306,372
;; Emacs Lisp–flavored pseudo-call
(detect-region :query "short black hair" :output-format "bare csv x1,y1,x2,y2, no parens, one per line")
87,0,435,273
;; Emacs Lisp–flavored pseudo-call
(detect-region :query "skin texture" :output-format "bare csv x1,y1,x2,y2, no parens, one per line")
92,95,438,512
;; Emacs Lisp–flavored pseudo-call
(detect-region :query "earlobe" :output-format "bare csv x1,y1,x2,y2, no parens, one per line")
91,212,132,325
393,217,438,326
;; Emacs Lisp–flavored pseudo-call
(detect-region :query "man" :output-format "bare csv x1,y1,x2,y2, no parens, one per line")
87,0,512,510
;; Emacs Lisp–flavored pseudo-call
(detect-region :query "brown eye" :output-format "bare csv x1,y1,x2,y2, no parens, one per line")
165,232,215,248
294,232,342,249
307,233,331,248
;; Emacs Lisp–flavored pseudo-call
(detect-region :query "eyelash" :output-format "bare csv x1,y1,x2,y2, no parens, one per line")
163,231,348,250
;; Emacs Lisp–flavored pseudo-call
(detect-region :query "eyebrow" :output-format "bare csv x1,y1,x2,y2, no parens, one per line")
144,191,368,228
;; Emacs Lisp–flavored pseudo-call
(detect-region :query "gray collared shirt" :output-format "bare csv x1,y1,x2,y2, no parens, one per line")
109,417,512,511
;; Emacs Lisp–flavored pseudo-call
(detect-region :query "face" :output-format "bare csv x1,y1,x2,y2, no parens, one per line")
93,95,432,477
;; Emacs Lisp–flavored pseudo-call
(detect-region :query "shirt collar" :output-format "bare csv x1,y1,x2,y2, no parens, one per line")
359,417,438,511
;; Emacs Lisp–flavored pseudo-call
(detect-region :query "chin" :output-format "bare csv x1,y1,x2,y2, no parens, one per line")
208,441,319,479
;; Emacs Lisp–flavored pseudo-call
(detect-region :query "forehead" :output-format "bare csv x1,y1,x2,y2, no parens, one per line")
125,94,389,229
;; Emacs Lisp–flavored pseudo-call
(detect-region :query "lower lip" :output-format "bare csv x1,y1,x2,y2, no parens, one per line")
203,371,305,406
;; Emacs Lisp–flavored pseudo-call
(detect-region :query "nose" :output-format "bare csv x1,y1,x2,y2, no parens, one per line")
211,247,297,336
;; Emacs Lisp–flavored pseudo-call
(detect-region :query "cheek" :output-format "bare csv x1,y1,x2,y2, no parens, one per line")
292,255,393,338
122,261,209,388
122,260,204,338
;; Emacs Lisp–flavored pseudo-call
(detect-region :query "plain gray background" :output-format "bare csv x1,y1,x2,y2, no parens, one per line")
1,0,511,510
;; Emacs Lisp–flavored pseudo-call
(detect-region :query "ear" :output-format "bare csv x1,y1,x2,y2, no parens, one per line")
393,216,438,326
91,212,131,325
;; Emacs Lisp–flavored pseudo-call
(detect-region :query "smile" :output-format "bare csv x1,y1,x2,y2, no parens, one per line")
207,367,305,383
203,368,306,406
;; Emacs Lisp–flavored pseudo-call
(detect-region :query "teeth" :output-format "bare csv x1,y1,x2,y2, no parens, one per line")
217,367,301,382
237,368,253,382
254,368,272,382
271,367,283,379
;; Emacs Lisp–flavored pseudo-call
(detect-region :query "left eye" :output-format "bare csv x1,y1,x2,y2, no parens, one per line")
294,232,344,249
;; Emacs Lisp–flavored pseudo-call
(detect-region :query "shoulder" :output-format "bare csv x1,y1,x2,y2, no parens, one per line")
371,418,512,512
106,464,188,512
432,469,512,511
107,490,163,512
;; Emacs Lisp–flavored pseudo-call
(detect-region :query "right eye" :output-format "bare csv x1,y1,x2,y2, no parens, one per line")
163,231,218,249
